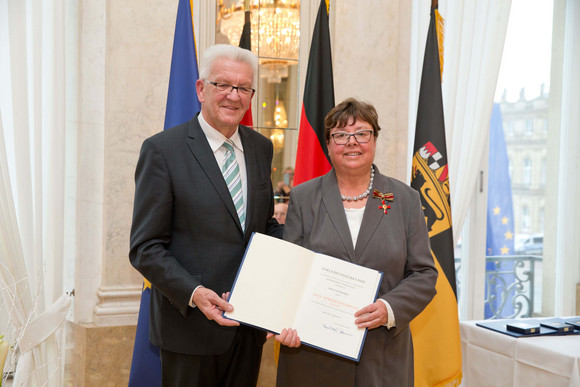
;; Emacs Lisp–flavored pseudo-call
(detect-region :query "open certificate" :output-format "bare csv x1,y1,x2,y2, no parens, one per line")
224,232,383,361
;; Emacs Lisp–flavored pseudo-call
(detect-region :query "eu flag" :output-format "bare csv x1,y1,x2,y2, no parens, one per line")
485,103,515,318
163,0,201,130
129,0,200,385
129,281,160,387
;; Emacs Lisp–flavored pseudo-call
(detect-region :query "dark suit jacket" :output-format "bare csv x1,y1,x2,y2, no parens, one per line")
277,166,437,387
129,114,282,355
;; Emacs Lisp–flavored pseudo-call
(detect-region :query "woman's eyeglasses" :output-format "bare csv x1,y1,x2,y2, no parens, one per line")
330,130,374,145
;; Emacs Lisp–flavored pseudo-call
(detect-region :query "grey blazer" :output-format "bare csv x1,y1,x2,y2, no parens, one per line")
277,166,437,387
129,114,283,355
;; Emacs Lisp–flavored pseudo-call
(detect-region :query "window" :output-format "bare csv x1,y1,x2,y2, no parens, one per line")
541,158,546,186
515,119,525,134
521,205,530,232
456,0,580,321
522,158,532,185
525,119,533,135
505,120,515,136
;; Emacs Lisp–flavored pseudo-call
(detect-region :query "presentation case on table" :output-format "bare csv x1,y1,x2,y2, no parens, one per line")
476,317,580,337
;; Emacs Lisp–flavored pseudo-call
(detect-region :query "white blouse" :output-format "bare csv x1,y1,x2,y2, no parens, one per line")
344,207,365,248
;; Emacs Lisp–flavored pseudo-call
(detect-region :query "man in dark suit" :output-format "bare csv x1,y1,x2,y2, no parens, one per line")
129,44,283,386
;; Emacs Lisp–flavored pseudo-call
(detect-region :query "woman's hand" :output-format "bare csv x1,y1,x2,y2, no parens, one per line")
266,328,301,348
354,300,388,330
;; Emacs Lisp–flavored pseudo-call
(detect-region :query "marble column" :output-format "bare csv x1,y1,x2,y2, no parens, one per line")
332,0,411,182
67,0,175,385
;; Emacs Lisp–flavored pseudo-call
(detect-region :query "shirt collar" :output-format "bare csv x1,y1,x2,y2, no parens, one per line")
198,114,244,153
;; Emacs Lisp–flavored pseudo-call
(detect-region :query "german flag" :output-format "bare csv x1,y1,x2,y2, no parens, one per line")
238,2,253,127
409,3,462,386
293,0,334,186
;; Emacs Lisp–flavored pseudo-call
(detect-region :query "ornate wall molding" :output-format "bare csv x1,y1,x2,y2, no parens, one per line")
93,285,142,326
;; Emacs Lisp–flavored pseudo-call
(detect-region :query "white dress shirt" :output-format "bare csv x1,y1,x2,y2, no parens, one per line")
189,115,248,308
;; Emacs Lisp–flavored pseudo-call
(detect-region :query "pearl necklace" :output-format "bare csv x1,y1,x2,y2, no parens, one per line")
341,166,375,202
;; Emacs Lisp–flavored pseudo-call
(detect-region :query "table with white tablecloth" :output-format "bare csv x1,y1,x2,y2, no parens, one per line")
460,320,580,387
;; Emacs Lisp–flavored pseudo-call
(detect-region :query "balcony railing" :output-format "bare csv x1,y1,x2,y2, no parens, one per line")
455,255,543,319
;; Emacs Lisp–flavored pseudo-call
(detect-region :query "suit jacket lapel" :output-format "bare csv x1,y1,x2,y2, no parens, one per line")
185,117,242,232
321,170,356,261
355,165,385,259
239,126,255,235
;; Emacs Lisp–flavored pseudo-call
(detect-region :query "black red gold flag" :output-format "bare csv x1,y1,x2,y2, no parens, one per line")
409,4,462,386
293,0,334,186
239,4,254,127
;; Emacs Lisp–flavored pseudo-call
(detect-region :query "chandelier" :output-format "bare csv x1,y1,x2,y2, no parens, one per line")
218,0,300,83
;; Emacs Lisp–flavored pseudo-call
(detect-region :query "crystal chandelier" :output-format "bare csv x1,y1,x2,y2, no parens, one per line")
218,0,300,83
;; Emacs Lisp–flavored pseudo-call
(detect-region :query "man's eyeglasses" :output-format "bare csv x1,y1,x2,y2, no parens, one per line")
207,81,255,96
330,130,374,145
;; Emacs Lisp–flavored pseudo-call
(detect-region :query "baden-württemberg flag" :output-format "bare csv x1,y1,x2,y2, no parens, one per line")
293,0,334,186
485,103,515,318
129,0,201,385
409,4,462,386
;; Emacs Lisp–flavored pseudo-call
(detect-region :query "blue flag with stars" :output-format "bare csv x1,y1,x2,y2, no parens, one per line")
129,0,201,385
485,103,515,318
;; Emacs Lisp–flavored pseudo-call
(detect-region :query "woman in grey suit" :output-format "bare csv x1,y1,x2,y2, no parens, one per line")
275,98,438,386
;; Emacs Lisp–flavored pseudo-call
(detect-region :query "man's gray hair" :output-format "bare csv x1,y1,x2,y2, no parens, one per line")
199,44,258,86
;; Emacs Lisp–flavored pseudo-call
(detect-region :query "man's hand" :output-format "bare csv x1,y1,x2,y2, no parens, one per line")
192,287,239,326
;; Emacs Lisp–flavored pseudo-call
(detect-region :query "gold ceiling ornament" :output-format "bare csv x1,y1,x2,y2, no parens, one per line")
218,0,300,83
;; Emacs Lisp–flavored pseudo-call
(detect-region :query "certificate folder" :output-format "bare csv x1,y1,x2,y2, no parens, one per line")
224,232,383,362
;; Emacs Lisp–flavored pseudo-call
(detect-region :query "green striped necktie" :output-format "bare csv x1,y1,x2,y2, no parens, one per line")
222,140,245,230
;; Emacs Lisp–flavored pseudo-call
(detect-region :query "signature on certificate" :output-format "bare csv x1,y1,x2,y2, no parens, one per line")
322,323,353,336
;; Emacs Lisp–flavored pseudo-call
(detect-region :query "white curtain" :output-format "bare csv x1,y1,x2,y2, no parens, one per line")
438,1,512,242
409,1,512,242
0,1,72,386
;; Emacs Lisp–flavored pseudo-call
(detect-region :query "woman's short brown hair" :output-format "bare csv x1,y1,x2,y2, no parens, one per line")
324,98,381,142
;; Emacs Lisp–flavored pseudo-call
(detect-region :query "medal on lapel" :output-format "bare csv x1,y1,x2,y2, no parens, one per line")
372,189,394,214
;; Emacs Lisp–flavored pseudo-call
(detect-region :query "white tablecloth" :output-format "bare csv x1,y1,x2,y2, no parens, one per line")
460,320,580,387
